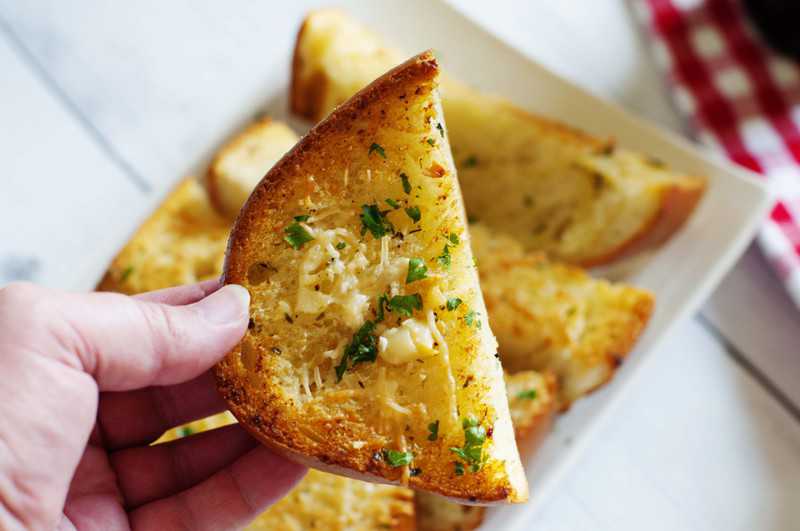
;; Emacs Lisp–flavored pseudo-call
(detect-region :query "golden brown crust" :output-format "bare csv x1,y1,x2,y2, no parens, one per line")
217,51,525,505
578,179,707,267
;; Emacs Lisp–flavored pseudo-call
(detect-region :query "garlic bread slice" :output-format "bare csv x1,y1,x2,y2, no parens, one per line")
207,118,299,219
158,413,416,531
471,224,654,408
216,52,527,504
290,9,706,266
97,178,229,294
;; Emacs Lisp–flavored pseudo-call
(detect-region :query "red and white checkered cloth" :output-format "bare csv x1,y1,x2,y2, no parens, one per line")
636,0,800,308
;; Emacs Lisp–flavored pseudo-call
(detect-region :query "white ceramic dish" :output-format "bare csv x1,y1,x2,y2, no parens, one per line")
91,1,770,528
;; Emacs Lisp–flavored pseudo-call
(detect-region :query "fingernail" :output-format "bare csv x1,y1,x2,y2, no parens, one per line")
195,284,250,325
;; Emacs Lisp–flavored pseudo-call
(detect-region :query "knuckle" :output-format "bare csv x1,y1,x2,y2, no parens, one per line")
142,303,190,362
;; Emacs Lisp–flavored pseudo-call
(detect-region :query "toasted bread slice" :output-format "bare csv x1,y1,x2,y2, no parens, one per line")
471,224,654,408
290,9,706,266
248,469,415,531
207,118,299,219
158,413,415,531
216,51,527,504
413,496,484,531
415,370,557,531
97,178,230,294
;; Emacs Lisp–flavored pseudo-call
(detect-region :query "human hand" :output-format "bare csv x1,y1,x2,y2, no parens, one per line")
0,280,306,531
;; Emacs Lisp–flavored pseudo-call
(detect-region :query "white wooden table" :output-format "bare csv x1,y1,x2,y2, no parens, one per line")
1,1,799,529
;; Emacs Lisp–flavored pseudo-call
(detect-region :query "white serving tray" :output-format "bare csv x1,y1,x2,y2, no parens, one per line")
88,1,769,528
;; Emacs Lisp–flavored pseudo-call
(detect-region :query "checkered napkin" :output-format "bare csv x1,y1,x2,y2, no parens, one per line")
635,0,800,308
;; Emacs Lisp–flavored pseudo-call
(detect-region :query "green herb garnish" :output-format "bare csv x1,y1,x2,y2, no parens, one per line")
465,310,481,328
376,293,390,322
335,321,378,381
454,462,465,476
516,388,538,400
426,137,436,146
369,142,386,158
436,122,445,137
388,294,423,317
176,426,194,438
448,233,460,245
405,206,421,223
294,214,310,222
449,417,488,473
446,298,462,311
400,173,412,194
336,241,347,250
360,204,394,238
428,420,440,441
385,198,400,209
437,244,451,269
406,258,428,284
284,222,314,250
383,449,414,467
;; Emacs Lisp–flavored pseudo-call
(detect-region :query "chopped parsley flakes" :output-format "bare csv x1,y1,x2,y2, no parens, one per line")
388,293,423,317
176,426,194,438
426,137,436,147
436,122,445,137
465,310,481,329
377,293,422,319
516,388,538,400
428,420,439,441
383,449,414,467
284,221,314,250
369,142,386,158
293,214,310,222
335,321,378,381
406,258,428,284
446,298,462,311
376,293,390,322
360,204,394,238
437,244,451,269
437,234,459,270
336,241,347,250
385,198,400,209
450,417,488,474
405,206,421,223
400,173,412,194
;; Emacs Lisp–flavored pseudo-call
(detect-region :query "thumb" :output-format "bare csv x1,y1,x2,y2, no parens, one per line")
38,283,249,391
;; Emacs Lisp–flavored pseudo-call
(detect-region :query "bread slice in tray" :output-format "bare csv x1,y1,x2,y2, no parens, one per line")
290,9,706,266
471,224,654,408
